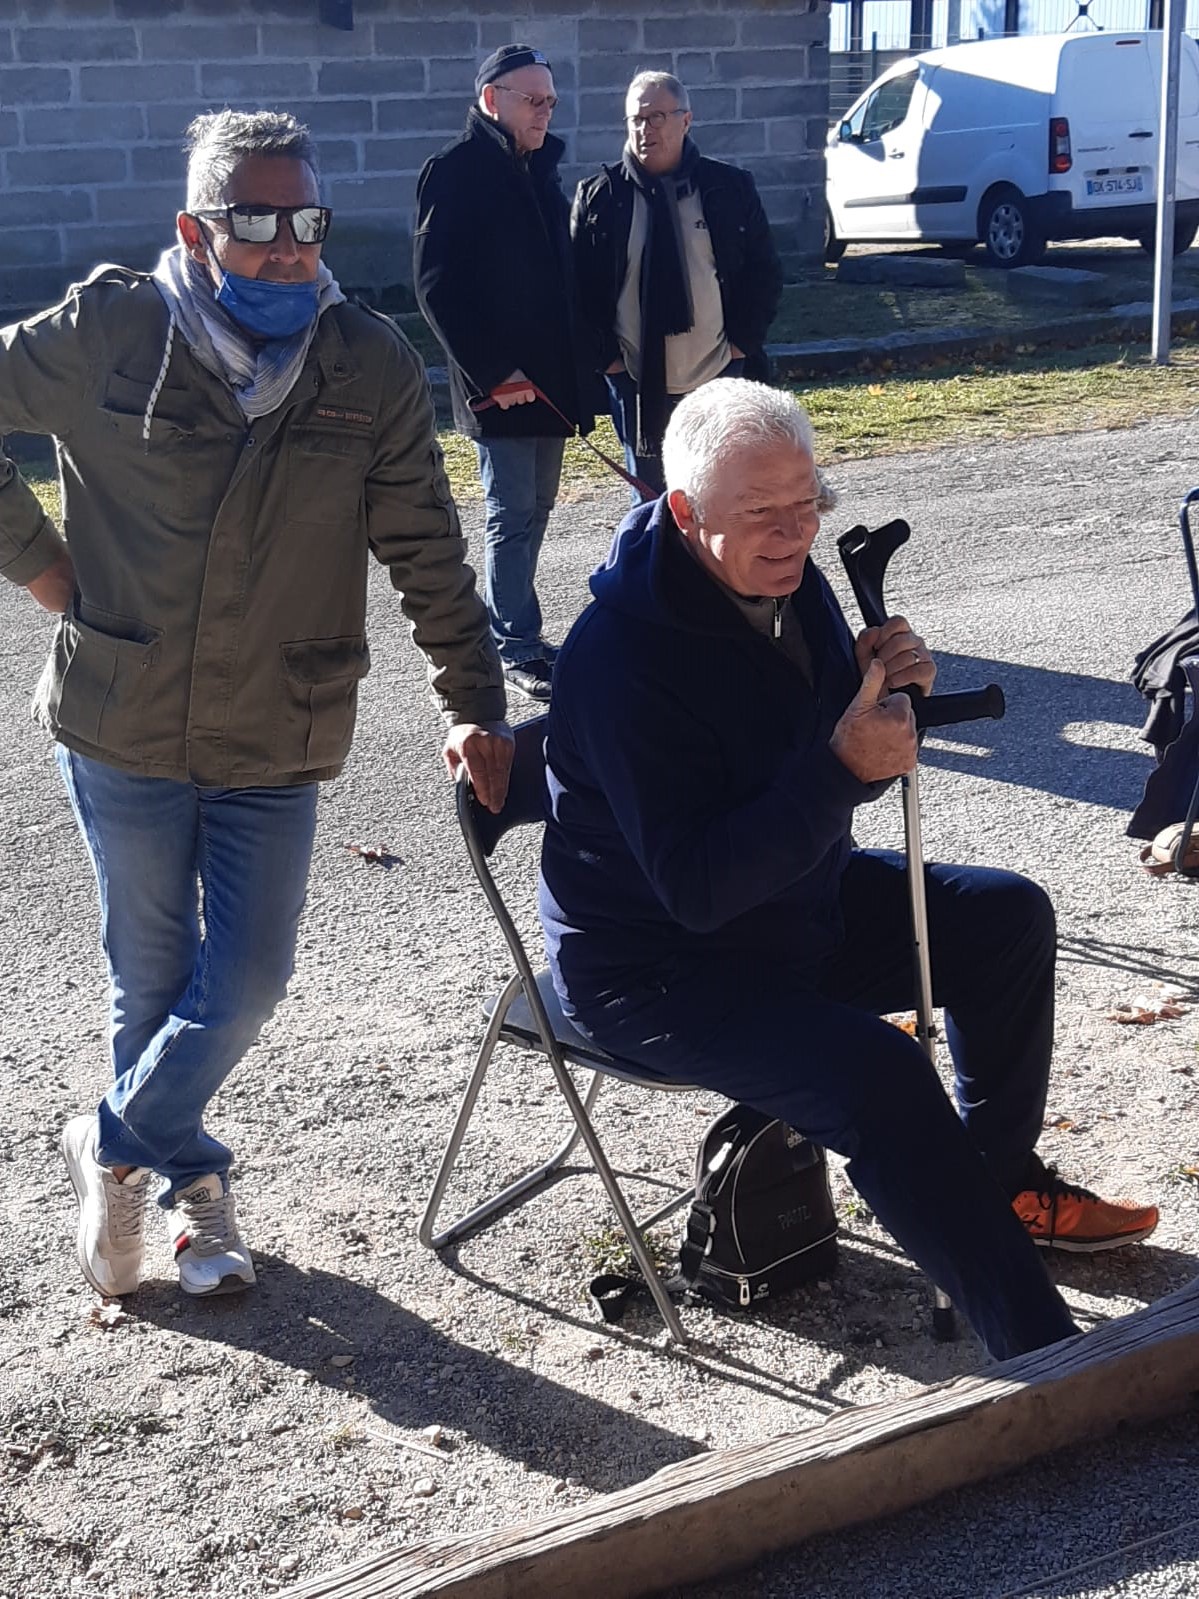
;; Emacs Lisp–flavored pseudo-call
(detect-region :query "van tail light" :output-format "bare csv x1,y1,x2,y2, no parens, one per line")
1049,117,1072,174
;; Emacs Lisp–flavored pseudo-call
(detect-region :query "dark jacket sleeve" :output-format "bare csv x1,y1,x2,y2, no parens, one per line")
560,626,871,934
0,290,90,586
722,170,784,357
413,155,518,401
570,173,622,372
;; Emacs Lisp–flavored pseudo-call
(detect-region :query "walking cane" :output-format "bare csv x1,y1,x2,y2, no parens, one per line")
838,519,1005,1342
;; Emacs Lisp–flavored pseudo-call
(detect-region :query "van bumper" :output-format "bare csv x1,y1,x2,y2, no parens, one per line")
1034,192,1199,239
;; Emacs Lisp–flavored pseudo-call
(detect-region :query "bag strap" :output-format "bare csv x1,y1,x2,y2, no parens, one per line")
589,1272,649,1324
678,1202,717,1286
588,1265,694,1325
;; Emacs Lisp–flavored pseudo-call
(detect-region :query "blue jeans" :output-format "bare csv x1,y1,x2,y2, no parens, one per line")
58,747,318,1204
561,850,1078,1363
475,435,566,665
606,358,745,502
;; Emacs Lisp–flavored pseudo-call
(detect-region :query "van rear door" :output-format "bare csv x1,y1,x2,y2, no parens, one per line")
1059,34,1157,211
1147,33,1199,206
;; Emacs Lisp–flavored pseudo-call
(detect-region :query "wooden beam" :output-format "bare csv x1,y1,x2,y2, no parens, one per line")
291,1279,1199,1599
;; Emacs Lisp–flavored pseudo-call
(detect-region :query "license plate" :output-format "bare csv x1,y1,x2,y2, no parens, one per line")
1086,174,1144,196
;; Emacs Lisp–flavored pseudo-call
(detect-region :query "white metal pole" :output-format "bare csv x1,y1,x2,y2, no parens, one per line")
1152,0,1185,364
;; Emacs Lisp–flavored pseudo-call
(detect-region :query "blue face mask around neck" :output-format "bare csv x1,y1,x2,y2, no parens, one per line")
215,268,320,340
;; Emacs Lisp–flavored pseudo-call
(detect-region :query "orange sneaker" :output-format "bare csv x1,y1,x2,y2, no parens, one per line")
1012,1160,1159,1252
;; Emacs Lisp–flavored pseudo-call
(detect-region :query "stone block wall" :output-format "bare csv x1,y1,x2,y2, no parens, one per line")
0,0,831,313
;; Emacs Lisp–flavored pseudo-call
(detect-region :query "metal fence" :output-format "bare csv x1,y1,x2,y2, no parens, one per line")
829,0,1199,115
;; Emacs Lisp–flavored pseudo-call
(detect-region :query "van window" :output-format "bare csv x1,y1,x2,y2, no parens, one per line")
853,70,918,141
1059,40,1154,123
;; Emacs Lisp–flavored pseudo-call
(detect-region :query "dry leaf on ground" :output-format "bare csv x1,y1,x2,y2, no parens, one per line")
1106,994,1190,1025
344,842,402,868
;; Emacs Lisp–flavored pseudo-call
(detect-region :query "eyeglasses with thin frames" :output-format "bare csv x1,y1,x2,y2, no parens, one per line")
627,109,688,131
493,85,559,112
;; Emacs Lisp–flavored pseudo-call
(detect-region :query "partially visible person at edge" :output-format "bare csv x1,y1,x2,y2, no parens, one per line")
572,69,783,500
538,379,1161,1364
0,109,513,1304
413,43,597,705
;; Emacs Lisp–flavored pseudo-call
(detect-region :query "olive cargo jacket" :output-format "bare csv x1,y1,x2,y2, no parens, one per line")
0,264,505,786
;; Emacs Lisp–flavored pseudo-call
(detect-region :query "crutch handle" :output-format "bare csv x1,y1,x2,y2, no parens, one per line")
909,684,1006,731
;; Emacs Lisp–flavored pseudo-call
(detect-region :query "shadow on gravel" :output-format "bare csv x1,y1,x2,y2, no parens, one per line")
919,652,1152,812
128,1255,700,1494
1044,1239,1199,1313
442,1225,981,1407
1058,933,1199,993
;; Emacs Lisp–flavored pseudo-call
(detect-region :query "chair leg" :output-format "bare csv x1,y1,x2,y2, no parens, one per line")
419,974,604,1250
540,1051,690,1346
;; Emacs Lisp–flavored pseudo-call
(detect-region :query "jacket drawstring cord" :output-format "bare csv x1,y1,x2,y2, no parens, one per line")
143,313,177,453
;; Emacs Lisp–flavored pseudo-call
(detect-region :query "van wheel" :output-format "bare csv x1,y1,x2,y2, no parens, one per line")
1136,222,1198,257
978,186,1044,269
824,208,847,264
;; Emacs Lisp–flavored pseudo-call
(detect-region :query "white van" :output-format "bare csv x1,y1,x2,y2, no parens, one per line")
825,31,1199,266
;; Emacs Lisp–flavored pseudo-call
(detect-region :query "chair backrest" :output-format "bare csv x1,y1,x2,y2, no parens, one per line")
459,713,548,858
455,715,549,995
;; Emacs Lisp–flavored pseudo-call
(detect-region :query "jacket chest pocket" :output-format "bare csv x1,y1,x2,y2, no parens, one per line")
98,373,196,502
276,634,371,771
286,428,372,527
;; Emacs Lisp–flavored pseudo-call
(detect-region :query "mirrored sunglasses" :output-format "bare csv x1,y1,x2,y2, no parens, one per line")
192,204,333,245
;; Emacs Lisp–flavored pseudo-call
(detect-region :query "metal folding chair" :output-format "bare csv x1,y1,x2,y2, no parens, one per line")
418,715,697,1344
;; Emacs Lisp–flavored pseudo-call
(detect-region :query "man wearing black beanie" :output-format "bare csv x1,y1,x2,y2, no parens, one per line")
414,44,596,704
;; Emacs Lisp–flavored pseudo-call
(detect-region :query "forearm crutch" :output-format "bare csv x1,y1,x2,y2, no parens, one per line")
838,519,1005,1342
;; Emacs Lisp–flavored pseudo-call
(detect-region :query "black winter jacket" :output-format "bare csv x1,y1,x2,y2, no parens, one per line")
413,110,595,440
570,153,783,381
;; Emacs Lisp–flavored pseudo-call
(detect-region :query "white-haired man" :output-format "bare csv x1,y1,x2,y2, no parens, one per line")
572,71,782,498
0,109,512,1301
414,44,596,703
539,378,1159,1362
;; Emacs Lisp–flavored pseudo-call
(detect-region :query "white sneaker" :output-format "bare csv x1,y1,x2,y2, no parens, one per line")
61,1115,150,1297
169,1174,256,1296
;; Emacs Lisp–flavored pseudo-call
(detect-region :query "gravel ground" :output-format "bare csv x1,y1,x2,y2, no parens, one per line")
2,413,1198,1599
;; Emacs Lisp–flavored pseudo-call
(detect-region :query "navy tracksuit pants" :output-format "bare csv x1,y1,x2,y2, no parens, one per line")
565,849,1079,1362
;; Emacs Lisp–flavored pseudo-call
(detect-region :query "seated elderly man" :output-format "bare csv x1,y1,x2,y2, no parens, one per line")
539,379,1159,1362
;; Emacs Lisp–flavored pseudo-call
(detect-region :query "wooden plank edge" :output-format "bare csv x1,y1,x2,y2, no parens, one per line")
290,1275,1199,1599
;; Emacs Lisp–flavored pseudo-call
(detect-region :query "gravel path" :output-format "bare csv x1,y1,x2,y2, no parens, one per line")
2,414,1198,1598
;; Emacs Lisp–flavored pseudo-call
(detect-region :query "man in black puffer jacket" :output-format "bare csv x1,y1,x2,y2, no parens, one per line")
414,44,596,704
572,69,782,499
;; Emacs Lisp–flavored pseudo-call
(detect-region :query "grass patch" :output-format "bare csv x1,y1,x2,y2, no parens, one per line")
800,341,1199,461
18,341,1199,519
24,471,61,524
582,1218,675,1280
397,244,1199,365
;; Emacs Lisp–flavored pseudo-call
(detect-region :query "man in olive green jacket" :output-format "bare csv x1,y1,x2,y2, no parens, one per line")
0,109,512,1301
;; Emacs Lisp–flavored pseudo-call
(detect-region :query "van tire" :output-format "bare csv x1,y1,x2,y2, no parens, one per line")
978,186,1044,269
824,208,847,264
1136,222,1198,257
